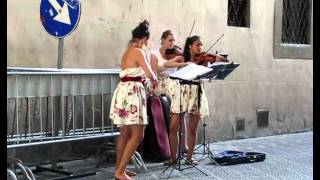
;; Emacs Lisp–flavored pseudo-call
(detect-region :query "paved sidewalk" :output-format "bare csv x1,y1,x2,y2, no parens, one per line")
34,131,313,180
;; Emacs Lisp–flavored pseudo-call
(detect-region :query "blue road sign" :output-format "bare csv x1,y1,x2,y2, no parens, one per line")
40,0,81,38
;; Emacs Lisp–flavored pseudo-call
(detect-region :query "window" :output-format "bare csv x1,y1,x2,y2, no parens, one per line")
236,118,245,131
273,0,313,59
282,0,311,44
227,0,250,27
257,109,269,128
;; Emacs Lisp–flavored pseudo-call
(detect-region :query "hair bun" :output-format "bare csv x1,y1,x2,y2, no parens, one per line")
131,19,150,40
138,20,149,30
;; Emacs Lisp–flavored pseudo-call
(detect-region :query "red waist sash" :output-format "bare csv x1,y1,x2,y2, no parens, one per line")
120,76,143,83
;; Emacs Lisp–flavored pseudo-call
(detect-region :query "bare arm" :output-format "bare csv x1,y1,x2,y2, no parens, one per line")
151,52,169,72
136,49,157,81
163,56,188,68
150,53,158,75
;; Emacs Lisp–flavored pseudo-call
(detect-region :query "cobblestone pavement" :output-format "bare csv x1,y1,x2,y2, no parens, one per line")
33,131,313,180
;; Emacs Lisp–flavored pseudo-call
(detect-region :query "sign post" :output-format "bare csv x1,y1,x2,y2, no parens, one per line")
57,38,64,69
39,1,81,171
40,0,81,68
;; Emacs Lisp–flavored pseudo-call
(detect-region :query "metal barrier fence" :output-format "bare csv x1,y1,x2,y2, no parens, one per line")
7,67,121,149
7,67,121,179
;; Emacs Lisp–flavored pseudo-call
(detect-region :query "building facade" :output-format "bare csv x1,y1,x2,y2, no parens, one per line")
7,0,313,141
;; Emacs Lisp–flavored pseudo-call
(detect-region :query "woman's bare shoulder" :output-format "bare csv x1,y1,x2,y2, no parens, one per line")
122,48,144,66
127,47,141,53
123,48,140,58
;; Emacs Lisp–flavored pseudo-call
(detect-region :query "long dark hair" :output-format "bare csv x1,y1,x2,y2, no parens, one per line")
183,35,200,62
130,20,150,43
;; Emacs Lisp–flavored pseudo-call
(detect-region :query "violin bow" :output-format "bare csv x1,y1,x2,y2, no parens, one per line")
204,34,224,54
181,20,196,49
188,20,196,37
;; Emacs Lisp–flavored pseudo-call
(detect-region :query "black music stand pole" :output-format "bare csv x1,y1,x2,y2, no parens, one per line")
194,62,240,163
193,79,215,160
192,61,240,174
193,111,211,160
192,79,229,175
162,79,208,178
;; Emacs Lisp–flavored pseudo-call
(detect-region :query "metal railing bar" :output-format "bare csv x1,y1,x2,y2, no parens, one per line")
15,76,19,144
39,76,43,140
61,76,65,137
8,66,120,73
8,131,117,142
82,97,85,134
32,97,37,140
110,75,114,132
72,75,76,136
27,76,31,142
46,97,49,137
25,99,29,140
7,132,120,149
91,74,95,135
101,75,104,132
101,94,104,132
50,76,53,138
8,126,116,139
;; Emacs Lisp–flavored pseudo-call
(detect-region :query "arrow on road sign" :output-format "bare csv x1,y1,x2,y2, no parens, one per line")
48,0,71,25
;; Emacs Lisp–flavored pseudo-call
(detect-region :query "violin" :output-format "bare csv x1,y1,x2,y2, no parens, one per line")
164,45,183,59
194,52,229,66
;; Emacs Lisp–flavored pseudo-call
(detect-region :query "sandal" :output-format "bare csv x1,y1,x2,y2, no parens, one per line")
185,158,199,166
163,158,177,166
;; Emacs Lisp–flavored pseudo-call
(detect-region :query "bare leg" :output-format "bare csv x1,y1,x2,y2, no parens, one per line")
115,127,136,177
169,113,181,160
114,126,132,180
180,116,189,152
115,127,131,170
115,125,145,180
187,114,201,160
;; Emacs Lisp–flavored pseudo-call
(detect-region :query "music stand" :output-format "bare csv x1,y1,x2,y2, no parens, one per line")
193,62,239,171
162,79,209,178
162,62,239,178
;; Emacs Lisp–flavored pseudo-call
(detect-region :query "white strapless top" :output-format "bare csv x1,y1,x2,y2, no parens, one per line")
152,49,177,76
119,67,145,78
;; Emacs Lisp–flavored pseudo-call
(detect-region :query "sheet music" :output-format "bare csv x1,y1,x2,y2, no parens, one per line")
169,63,212,81
208,62,230,68
208,62,238,68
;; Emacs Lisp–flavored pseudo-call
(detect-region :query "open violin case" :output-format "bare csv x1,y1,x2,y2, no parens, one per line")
211,150,266,165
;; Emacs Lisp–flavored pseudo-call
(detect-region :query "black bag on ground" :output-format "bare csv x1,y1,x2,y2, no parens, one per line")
211,150,266,165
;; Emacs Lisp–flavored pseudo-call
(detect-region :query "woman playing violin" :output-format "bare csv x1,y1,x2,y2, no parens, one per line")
180,35,225,165
150,30,189,165
183,35,226,67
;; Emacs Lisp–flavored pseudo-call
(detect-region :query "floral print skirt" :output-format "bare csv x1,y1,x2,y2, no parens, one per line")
154,76,209,118
180,84,209,118
109,81,147,127
154,76,182,114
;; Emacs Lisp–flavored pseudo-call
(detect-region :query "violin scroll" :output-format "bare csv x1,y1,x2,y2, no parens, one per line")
165,45,183,59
